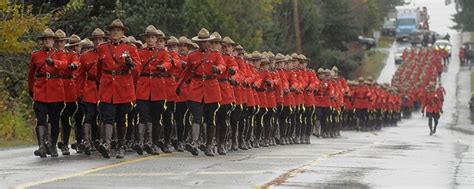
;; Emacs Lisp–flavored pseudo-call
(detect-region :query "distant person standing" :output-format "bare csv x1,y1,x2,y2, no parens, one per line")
421,82,443,135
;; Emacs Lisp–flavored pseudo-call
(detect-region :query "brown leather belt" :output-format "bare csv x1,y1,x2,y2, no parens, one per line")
140,72,172,78
35,73,61,79
193,74,216,80
87,75,97,81
62,75,74,79
103,69,130,75
217,78,229,82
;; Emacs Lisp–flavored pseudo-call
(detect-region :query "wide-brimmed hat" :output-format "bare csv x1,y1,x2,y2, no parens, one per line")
274,53,285,63
210,32,222,42
267,52,275,60
37,28,57,40
192,28,215,42
298,54,307,62
55,29,68,41
260,57,270,65
91,28,106,39
317,68,326,75
244,53,252,60
235,44,244,51
222,36,236,45
141,25,166,38
250,51,262,60
65,34,81,47
178,36,193,46
332,66,339,72
80,38,94,49
290,53,299,60
166,36,179,46
106,19,128,32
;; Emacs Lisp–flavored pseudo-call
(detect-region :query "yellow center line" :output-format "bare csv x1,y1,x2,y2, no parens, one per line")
14,154,173,189
259,140,384,189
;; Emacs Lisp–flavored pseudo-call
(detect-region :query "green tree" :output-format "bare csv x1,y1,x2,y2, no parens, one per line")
452,0,474,31
320,0,358,50
0,0,48,54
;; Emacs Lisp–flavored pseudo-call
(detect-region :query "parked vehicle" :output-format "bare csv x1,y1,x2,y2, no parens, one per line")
358,36,376,50
394,47,405,64
395,5,430,41
382,19,396,36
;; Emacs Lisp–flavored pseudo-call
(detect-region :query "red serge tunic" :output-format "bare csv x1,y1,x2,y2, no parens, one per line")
136,48,171,101
186,50,226,103
28,49,68,103
96,42,142,104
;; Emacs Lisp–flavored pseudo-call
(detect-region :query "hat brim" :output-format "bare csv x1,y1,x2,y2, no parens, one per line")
166,42,179,46
140,33,167,38
55,37,69,41
65,42,81,47
37,35,57,40
106,26,129,32
192,35,216,42
90,35,106,39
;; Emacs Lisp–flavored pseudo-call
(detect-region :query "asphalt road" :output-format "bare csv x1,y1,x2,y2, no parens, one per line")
1,0,473,188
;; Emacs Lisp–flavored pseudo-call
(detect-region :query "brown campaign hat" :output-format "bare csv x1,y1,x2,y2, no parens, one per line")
166,36,179,46
332,66,339,72
274,53,285,62
298,54,307,62
291,53,299,60
250,51,262,60
65,34,81,47
55,29,68,41
267,52,275,60
244,53,252,60
106,19,128,32
80,38,94,49
222,36,236,45
261,56,270,65
210,32,222,42
178,36,193,46
141,25,166,38
235,44,244,51
317,68,325,74
91,28,105,39
37,28,57,40
192,28,215,42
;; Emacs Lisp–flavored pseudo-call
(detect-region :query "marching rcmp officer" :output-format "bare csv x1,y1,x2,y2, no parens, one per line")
79,28,106,153
178,28,226,156
162,36,183,153
76,38,98,155
214,35,239,155
174,36,193,152
29,28,69,158
135,25,171,156
421,82,443,135
56,31,81,156
95,19,142,159
28,22,433,159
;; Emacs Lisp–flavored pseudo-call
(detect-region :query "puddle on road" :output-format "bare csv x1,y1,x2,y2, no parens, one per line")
375,144,416,150
281,180,370,189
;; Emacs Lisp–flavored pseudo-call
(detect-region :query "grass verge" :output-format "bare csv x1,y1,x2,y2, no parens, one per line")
378,36,395,48
352,50,388,80
471,71,474,94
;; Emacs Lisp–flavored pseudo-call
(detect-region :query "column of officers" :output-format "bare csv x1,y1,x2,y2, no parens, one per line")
29,19,404,159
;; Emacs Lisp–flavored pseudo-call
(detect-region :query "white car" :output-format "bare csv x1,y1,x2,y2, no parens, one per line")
434,39,452,56
394,47,406,64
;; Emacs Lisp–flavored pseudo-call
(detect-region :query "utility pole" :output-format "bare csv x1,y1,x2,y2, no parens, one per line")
293,0,302,53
